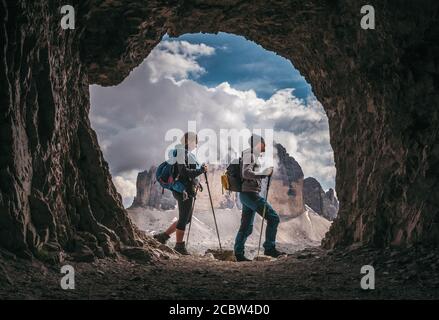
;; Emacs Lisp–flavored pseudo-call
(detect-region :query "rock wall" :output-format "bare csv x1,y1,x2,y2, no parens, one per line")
1,0,438,258
270,144,305,217
130,168,176,210
324,189,339,221
303,178,339,221
0,1,138,260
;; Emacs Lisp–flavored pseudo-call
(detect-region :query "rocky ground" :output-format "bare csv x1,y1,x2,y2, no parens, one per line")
1,245,438,300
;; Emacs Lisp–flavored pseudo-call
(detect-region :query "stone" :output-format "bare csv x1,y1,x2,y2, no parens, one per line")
269,144,305,217
121,247,153,263
205,249,236,262
158,244,177,255
297,253,315,260
253,255,273,262
0,249,17,261
97,233,117,257
72,246,96,263
303,177,339,221
203,253,215,260
130,168,177,210
0,263,12,285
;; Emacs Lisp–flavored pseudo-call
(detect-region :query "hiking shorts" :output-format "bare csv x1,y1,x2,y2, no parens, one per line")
172,191,195,231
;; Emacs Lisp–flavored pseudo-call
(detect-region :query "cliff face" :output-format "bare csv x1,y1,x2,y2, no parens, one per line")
303,178,339,221
1,0,438,259
130,168,176,210
324,189,339,221
0,1,138,260
270,144,305,217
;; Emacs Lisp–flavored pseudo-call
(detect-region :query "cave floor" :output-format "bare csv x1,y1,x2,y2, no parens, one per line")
1,246,438,300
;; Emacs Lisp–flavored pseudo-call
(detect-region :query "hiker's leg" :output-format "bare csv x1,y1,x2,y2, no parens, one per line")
234,195,256,255
234,207,256,255
261,204,280,251
250,195,280,251
154,194,180,243
175,229,184,243
175,195,194,243
165,221,178,235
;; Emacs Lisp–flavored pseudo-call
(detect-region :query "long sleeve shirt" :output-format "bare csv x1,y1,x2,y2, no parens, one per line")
241,148,265,193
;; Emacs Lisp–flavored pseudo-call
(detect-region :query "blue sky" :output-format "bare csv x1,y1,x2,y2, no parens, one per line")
165,33,313,101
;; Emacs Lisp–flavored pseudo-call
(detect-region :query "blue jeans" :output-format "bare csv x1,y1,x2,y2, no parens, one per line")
234,192,280,255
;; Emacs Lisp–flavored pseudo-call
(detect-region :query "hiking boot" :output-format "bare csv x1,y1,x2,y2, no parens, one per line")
264,248,286,258
235,253,252,262
174,242,190,255
153,232,170,244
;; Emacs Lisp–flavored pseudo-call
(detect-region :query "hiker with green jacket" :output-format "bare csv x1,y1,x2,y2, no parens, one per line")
154,132,207,255
234,135,285,262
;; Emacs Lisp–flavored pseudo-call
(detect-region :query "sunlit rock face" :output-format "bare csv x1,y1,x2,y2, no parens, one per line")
1,1,438,258
270,144,305,217
130,168,177,210
303,178,339,221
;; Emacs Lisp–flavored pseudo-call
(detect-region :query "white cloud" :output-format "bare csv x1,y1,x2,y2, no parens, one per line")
146,40,215,82
113,173,137,207
90,39,336,206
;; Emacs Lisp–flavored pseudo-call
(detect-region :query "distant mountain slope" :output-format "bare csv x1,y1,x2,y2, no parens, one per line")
303,177,339,221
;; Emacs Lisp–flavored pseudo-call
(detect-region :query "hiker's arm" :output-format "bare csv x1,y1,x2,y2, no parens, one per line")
242,153,265,180
176,163,205,179
242,162,265,180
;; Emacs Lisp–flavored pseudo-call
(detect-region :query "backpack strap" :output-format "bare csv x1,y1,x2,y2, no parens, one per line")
240,151,243,179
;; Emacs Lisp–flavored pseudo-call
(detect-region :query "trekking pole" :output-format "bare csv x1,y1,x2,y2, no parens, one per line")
204,172,222,251
185,190,198,245
257,175,272,258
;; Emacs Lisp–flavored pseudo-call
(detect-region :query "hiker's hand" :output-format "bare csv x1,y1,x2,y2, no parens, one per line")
261,166,274,177
201,164,208,173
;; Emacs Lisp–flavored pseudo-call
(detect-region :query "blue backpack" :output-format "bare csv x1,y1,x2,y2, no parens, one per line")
155,160,186,193
155,146,199,194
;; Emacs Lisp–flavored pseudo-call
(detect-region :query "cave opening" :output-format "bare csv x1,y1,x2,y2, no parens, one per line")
89,32,337,257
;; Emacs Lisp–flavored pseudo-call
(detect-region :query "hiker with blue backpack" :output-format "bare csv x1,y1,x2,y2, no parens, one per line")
153,132,207,255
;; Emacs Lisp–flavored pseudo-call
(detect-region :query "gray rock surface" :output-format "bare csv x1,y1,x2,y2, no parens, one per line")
303,178,339,221
130,167,177,210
